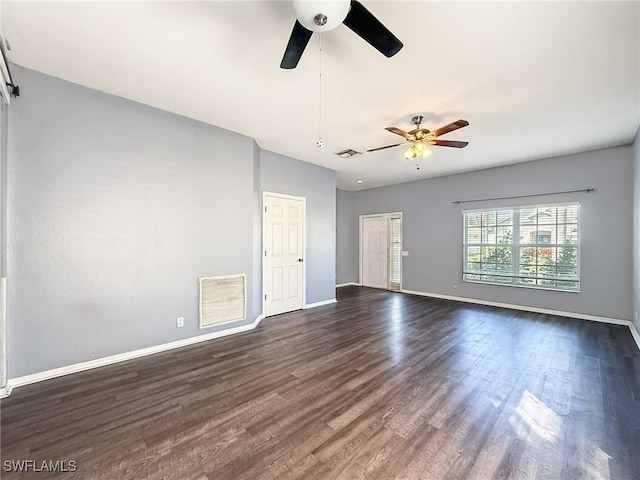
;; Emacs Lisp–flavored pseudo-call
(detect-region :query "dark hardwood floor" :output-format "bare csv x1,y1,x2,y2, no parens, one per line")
2,286,639,479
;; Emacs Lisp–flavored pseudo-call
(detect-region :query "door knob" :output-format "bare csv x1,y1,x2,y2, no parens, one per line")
298,258,304,262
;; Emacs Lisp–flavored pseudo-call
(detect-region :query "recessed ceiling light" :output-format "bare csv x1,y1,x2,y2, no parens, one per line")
355,179,364,184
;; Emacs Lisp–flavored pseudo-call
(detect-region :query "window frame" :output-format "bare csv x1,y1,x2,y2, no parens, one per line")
389,215,403,292
462,202,580,292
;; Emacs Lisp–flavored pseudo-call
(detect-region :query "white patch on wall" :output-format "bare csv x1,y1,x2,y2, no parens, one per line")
199,274,246,329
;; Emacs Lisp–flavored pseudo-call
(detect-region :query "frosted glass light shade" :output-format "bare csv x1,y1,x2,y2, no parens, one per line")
293,0,351,32
420,149,433,159
413,140,428,155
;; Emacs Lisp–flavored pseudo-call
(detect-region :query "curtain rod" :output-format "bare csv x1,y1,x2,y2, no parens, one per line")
452,188,594,205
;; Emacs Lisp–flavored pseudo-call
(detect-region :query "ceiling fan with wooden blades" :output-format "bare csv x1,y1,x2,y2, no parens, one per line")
367,115,469,169
281,0,403,69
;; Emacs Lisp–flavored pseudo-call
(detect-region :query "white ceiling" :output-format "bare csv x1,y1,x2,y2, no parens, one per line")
2,1,639,191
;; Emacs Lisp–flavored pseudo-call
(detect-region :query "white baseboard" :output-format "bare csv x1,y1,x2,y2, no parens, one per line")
400,289,629,324
401,288,639,350
336,282,360,288
0,314,265,399
304,298,337,309
3,291,637,400
1,299,338,398
630,322,640,351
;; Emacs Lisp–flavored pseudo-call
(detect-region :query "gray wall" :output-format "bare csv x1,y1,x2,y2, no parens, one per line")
337,146,634,321
7,67,337,378
260,150,336,305
336,189,357,285
633,128,640,331
251,140,263,322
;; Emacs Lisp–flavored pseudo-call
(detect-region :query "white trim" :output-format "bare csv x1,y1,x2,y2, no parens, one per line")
262,191,306,317
0,314,264,399
0,49,11,106
0,383,10,398
401,288,639,350
262,191,307,202
304,298,337,309
462,203,581,293
400,288,629,325
336,282,360,288
359,212,403,288
3,295,637,400
630,322,640,351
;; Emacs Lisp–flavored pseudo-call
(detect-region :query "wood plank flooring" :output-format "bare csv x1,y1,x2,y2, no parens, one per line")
2,286,639,479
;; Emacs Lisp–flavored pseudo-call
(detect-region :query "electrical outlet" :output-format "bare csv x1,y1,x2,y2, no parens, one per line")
453,284,457,289
176,317,184,328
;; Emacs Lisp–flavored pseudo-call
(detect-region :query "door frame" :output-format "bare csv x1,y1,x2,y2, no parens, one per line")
359,212,403,290
262,191,307,316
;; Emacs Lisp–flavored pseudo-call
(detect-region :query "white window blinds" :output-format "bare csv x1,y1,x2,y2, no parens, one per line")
389,216,402,291
463,203,580,291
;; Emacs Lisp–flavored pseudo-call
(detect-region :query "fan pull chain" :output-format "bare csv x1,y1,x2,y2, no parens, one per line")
316,29,324,148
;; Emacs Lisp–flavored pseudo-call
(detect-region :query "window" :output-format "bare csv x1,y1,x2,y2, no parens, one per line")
463,203,579,291
389,216,402,291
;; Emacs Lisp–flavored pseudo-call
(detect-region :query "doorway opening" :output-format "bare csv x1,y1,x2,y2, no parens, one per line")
359,213,403,291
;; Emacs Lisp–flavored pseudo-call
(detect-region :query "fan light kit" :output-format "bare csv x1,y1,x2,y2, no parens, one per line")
282,1,404,148
403,141,433,162
368,115,470,170
293,1,350,32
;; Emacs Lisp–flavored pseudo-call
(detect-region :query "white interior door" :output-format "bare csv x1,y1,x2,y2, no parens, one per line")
362,216,388,289
264,193,305,317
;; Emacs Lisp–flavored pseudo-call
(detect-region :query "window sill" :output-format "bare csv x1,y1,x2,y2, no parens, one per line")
462,278,580,293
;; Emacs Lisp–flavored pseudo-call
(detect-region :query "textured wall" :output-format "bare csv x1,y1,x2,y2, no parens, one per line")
7,67,258,377
6,67,338,378
338,146,634,321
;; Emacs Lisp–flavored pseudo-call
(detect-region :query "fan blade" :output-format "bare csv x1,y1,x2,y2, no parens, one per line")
384,127,410,139
429,139,469,148
432,119,469,137
367,143,405,152
343,1,403,58
280,21,313,69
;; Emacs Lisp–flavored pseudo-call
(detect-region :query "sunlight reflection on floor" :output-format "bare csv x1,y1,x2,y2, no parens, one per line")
508,389,612,479
509,390,561,444
387,295,405,364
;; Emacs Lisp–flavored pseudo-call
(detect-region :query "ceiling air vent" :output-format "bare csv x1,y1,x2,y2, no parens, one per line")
335,149,361,158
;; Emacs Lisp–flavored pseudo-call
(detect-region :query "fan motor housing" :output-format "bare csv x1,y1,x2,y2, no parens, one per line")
407,128,433,141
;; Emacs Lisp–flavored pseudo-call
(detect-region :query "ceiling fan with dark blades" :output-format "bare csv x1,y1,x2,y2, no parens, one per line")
367,116,470,169
281,0,403,69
